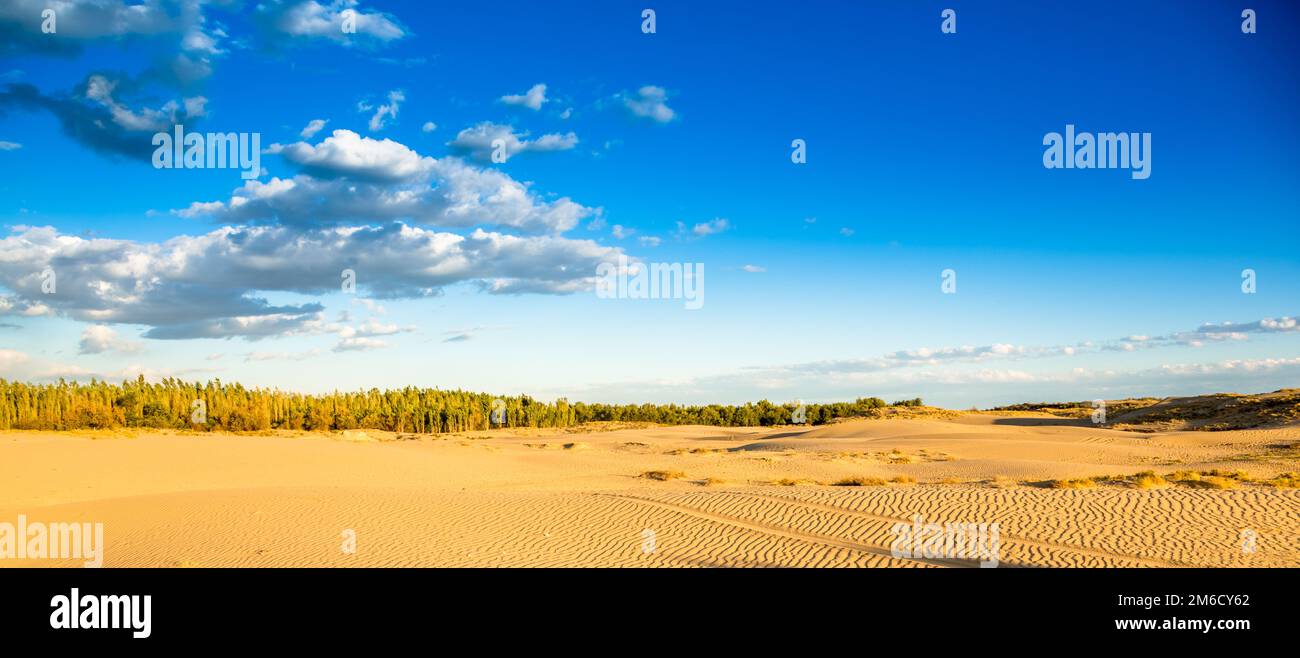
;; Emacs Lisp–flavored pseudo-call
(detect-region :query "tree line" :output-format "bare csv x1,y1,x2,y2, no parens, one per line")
0,377,923,433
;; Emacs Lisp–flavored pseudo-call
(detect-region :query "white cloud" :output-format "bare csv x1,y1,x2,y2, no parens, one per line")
691,218,733,236
740,264,765,273
638,236,661,247
500,83,547,110
350,298,386,315
183,130,595,233
447,122,578,162
0,224,624,340
245,349,324,363
0,348,29,370
83,74,204,132
79,325,141,355
300,118,329,139
1199,317,1299,335
258,1,406,44
365,89,404,131
334,336,387,352
421,121,437,132
622,86,675,123
278,129,430,182
0,140,22,150
0,0,224,80
0,73,208,161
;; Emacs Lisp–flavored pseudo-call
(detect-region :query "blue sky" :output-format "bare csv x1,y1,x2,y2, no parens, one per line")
0,0,1297,408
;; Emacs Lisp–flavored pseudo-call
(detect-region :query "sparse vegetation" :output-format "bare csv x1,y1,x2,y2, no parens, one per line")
1267,473,1300,488
640,470,686,481
832,476,888,486
772,478,813,486
886,450,916,464
1166,470,1243,489
1131,471,1170,489
667,447,725,455
1049,478,1097,489
991,389,1300,431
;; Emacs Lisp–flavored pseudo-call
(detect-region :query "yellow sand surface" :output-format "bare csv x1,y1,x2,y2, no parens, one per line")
1,415,1296,567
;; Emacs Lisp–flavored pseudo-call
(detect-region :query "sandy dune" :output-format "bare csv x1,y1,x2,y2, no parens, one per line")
1,414,1297,567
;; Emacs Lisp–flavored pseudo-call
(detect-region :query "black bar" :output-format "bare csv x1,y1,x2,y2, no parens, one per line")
0,567,1285,647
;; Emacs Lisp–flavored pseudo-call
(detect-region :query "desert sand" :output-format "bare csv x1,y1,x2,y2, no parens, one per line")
1,413,1297,567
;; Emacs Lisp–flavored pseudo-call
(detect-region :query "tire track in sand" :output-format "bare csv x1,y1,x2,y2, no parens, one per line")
599,493,976,568
715,490,1195,568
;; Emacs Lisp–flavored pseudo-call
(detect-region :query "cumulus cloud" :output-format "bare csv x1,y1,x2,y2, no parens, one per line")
500,83,547,110
0,75,205,161
182,130,595,233
277,129,429,182
256,0,406,44
0,0,223,80
0,140,20,150
421,121,436,132
0,224,622,339
446,121,578,162
621,85,675,123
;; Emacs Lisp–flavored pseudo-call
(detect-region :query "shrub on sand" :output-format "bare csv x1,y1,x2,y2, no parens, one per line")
1049,478,1097,489
1268,472,1300,488
1131,471,1170,489
832,476,888,486
773,477,809,486
641,470,686,481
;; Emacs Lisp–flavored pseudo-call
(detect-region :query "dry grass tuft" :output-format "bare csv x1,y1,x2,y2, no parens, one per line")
832,476,888,486
1049,478,1097,489
1130,471,1170,489
772,477,814,486
640,470,686,481
1267,472,1300,488
1166,469,1250,489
